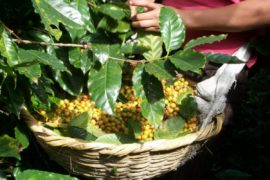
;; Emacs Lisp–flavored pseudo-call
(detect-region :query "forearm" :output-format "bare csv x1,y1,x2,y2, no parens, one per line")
176,0,270,32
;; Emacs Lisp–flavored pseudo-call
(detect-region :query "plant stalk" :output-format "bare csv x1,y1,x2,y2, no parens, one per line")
13,39,91,49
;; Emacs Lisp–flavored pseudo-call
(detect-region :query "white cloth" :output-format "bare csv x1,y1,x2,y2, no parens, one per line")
196,44,251,129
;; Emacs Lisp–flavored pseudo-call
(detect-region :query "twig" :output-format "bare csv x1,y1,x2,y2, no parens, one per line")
0,109,10,116
13,39,91,49
109,56,147,64
1,22,22,41
13,39,148,64
12,38,147,63
2,23,90,49
87,1,97,8
12,38,146,63
4,25,148,64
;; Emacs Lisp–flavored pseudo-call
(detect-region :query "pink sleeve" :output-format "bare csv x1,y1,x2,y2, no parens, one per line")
230,0,241,3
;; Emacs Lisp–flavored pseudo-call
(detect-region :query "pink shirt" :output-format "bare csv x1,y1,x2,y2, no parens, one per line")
162,0,256,67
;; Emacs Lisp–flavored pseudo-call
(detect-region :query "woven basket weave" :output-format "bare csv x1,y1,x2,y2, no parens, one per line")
21,108,223,179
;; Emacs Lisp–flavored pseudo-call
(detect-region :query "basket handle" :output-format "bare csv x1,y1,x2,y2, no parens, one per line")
20,107,51,135
195,113,224,142
21,107,39,126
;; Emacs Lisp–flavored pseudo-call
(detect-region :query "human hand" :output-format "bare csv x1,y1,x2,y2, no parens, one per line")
128,0,155,17
128,0,164,31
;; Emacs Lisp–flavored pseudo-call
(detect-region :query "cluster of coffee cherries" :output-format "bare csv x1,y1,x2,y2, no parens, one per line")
117,85,155,141
162,77,198,133
162,77,194,118
40,77,198,142
42,95,129,134
183,117,199,133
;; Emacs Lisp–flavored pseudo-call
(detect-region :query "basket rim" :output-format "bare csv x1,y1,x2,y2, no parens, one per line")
21,107,223,156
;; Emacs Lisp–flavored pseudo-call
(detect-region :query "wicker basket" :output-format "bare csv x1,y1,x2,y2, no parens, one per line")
21,108,223,180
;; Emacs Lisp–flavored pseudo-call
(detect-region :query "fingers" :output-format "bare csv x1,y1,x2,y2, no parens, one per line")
128,0,162,32
128,0,160,11
131,10,160,30
132,19,159,29
131,10,159,21
130,5,137,18
143,27,160,32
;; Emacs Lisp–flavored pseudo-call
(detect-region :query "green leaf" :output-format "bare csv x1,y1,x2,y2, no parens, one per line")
97,16,131,33
98,3,131,20
160,7,185,54
169,49,206,73
32,0,86,40
68,126,97,141
117,93,128,103
31,94,49,111
179,94,197,119
92,44,123,64
141,98,165,127
86,123,106,137
69,112,106,137
28,30,52,42
18,49,67,72
176,91,193,104
142,71,164,103
68,112,97,141
184,34,227,50
3,80,25,117
92,44,110,64
30,76,55,111
95,133,135,145
27,30,56,56
127,119,142,139
132,64,145,98
66,0,96,39
81,32,111,44
68,48,91,74
69,111,91,128
0,60,15,78
251,36,270,56
0,68,8,93
13,166,23,178
15,126,29,149
10,48,51,81
215,169,251,180
72,0,95,33
144,60,175,81
204,53,244,64
0,135,21,160
16,64,41,81
16,170,78,180
95,134,121,144
88,60,123,115
120,42,149,54
0,23,19,66
154,116,185,140
0,171,7,179
54,67,84,96
136,6,144,14
137,33,163,61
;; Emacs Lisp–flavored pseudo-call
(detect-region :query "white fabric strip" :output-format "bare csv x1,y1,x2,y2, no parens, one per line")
196,44,251,129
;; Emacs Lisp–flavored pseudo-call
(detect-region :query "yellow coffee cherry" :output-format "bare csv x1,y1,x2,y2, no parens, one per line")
40,110,46,116
67,106,74,111
59,100,65,107
91,119,96,125
141,134,147,141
